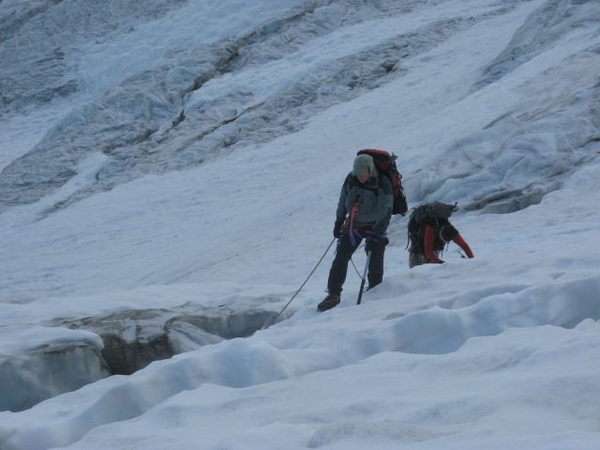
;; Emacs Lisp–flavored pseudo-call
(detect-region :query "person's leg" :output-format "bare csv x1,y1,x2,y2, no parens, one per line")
409,252,426,268
367,243,386,288
327,236,359,295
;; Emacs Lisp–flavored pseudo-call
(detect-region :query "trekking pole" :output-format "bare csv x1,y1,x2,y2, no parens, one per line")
356,250,372,305
262,236,337,329
349,243,366,278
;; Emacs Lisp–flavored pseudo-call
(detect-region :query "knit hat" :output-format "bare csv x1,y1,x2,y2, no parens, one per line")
440,224,459,242
352,154,374,177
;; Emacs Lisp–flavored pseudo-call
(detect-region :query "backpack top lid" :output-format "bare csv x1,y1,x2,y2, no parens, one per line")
410,202,458,226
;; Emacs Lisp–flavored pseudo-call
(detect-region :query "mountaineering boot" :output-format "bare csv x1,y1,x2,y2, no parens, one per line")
317,294,340,312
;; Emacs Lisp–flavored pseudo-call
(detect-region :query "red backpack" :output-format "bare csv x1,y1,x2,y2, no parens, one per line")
357,149,408,215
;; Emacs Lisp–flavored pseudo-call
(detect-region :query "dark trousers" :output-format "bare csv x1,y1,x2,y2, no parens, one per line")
327,234,386,296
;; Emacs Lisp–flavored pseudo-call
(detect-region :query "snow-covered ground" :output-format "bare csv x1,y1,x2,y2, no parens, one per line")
1,0,600,449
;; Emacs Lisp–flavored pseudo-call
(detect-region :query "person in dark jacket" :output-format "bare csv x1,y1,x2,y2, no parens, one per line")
408,217,474,268
318,154,393,312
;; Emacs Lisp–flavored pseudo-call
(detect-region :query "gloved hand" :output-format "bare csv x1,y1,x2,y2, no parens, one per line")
333,220,344,238
365,236,389,253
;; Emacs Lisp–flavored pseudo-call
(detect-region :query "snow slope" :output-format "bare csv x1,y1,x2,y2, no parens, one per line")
1,0,600,449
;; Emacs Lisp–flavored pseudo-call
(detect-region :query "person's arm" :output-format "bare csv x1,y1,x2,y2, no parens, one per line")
453,234,474,258
423,225,443,263
333,174,354,237
335,174,352,222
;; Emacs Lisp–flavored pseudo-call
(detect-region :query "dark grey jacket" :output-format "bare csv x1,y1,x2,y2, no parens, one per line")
336,170,393,235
